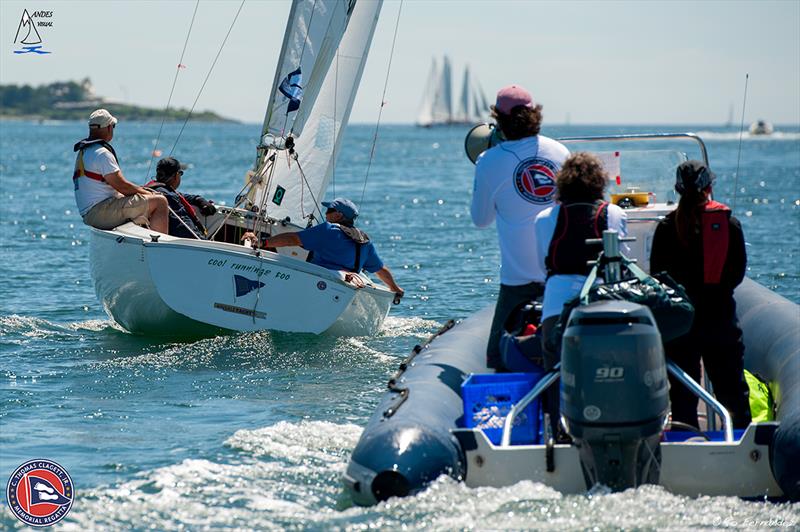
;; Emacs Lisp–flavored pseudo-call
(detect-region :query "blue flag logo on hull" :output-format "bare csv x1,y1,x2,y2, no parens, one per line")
234,275,265,297
278,67,303,113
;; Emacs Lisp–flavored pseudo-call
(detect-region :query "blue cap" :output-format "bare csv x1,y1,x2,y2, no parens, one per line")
322,197,359,221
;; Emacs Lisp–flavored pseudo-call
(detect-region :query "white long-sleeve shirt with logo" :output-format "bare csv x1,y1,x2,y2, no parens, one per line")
470,135,569,285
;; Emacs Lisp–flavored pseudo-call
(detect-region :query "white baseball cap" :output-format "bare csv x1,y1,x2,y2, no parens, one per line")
88,108,118,128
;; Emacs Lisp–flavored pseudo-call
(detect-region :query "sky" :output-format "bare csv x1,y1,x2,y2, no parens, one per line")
1,0,798,125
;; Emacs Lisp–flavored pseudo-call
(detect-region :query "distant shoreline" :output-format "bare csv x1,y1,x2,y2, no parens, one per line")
0,114,237,123
0,79,237,123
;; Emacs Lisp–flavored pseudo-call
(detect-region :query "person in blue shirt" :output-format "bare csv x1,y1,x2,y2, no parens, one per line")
241,198,404,297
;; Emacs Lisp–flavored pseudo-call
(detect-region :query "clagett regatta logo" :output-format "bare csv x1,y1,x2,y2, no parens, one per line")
513,156,558,204
13,9,53,55
6,459,74,527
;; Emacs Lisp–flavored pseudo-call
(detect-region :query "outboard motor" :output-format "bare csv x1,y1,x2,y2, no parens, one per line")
560,300,669,491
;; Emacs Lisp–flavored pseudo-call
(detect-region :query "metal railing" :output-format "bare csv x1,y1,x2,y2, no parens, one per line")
501,365,560,447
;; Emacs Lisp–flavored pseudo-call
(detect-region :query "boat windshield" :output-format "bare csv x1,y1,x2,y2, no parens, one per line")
559,134,709,206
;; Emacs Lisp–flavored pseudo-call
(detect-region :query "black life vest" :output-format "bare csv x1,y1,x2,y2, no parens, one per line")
72,138,118,182
701,200,731,284
545,201,609,277
334,224,370,273
144,180,207,238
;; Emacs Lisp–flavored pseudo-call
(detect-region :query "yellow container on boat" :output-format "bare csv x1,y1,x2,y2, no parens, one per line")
611,191,651,207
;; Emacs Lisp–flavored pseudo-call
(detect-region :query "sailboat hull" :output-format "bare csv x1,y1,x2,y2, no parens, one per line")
89,224,394,337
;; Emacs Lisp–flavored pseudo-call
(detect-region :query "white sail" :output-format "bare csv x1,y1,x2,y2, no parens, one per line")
253,0,383,225
470,71,488,122
261,0,355,141
417,57,487,126
455,65,471,123
430,55,452,123
416,58,438,126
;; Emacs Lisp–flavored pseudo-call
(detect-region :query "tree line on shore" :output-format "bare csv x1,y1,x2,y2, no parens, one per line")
0,78,231,122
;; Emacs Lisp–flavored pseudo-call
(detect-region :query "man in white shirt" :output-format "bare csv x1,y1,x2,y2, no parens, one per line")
73,109,168,232
470,85,569,370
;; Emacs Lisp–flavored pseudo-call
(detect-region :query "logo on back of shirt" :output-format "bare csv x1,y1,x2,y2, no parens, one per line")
513,157,558,204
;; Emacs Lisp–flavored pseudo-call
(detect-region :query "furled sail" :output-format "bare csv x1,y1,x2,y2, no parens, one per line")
251,0,383,225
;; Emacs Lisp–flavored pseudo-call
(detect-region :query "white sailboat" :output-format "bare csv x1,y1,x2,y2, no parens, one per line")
89,0,394,337
416,56,487,127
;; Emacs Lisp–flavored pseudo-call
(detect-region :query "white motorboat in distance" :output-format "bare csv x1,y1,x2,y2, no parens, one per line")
749,119,774,135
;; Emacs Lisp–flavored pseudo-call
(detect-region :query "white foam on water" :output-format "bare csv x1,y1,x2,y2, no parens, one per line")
341,478,799,531
380,315,442,338
342,336,395,363
62,421,367,530
0,314,117,341
226,420,363,464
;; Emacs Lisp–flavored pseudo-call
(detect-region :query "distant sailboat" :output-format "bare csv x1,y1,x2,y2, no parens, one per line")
417,56,488,127
725,103,734,128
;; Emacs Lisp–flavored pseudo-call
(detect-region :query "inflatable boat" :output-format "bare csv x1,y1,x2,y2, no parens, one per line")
343,133,800,505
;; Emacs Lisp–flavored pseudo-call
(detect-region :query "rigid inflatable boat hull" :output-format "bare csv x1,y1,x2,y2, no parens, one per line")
345,279,800,504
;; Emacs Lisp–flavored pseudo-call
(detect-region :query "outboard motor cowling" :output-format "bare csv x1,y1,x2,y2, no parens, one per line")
561,301,669,491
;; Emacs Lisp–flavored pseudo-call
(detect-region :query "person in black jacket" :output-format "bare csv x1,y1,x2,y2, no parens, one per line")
650,160,751,429
145,157,216,239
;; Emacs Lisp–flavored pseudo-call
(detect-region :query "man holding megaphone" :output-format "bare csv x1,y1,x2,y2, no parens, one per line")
469,85,569,371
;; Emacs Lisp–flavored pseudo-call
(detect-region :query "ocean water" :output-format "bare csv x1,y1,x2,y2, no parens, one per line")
1,120,799,529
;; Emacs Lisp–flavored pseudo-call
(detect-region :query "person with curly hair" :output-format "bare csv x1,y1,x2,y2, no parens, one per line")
534,152,628,437
470,84,569,370
650,160,750,429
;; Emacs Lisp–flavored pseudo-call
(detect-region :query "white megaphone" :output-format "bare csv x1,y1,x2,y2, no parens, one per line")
464,123,506,164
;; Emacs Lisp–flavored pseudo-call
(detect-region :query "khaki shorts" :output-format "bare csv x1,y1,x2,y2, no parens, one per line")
83,194,149,230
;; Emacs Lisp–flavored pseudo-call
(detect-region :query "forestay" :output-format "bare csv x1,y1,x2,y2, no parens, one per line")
251,0,382,226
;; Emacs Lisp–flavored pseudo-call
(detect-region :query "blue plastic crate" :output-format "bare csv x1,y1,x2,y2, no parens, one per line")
462,372,542,445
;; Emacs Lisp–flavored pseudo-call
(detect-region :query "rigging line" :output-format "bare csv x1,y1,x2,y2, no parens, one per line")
332,48,339,197
294,154,325,222
253,150,287,238
208,170,263,241
287,0,319,137
359,0,403,207
732,73,749,214
144,0,200,181
169,0,246,156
